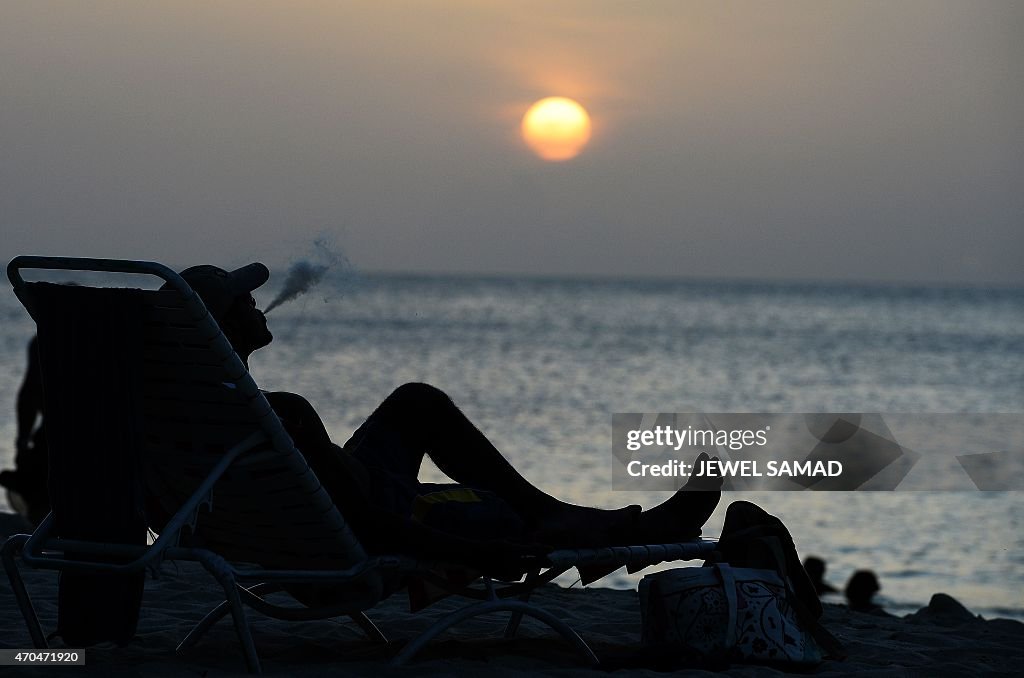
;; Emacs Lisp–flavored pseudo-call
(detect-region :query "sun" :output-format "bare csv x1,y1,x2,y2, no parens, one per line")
521,97,592,161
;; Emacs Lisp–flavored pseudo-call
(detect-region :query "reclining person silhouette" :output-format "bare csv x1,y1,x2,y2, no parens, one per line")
169,263,724,572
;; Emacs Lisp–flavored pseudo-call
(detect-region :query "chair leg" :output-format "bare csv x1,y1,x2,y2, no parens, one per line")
503,568,540,638
349,611,388,644
178,582,388,653
176,596,233,653
177,583,279,653
195,552,261,675
1,534,47,649
223,579,261,675
391,599,599,667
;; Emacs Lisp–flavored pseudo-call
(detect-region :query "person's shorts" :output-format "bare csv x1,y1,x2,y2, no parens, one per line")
357,462,526,541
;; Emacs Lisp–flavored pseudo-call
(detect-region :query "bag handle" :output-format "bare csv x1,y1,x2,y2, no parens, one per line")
717,533,846,660
715,563,739,650
754,536,847,660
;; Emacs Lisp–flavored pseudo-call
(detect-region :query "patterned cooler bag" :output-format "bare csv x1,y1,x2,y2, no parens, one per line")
638,563,824,666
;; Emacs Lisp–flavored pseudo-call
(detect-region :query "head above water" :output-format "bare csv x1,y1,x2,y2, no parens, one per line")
804,556,826,580
844,569,881,610
171,263,274,362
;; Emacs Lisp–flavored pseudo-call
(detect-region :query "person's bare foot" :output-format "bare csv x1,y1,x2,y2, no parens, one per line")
683,452,726,491
628,452,723,543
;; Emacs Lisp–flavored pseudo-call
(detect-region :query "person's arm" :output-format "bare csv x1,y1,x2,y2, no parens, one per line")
15,337,43,455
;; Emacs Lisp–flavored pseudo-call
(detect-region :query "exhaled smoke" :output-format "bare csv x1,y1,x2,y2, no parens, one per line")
263,238,351,313
264,261,330,313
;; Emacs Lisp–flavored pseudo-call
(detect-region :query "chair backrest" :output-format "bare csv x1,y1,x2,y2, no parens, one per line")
9,256,370,572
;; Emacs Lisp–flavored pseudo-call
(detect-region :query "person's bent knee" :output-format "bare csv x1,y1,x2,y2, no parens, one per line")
389,382,453,409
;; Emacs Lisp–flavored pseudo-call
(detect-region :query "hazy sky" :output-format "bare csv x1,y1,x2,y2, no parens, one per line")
2,1,1021,284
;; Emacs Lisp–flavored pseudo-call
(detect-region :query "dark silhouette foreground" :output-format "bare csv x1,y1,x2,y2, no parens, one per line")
3,256,832,670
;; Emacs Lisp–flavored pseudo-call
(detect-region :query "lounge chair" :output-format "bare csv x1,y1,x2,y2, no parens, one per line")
2,255,717,673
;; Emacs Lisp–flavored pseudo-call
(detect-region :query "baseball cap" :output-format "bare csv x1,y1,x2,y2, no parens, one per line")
173,263,270,320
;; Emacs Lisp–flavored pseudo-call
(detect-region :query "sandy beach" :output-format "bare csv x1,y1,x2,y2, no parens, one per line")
2,513,1021,677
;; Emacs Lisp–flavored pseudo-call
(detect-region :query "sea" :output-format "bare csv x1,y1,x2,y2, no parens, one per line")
1,270,1022,620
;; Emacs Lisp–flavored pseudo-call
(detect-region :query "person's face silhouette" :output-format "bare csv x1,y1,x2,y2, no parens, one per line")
222,292,273,360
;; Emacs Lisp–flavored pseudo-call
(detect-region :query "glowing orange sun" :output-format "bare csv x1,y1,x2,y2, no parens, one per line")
521,96,592,161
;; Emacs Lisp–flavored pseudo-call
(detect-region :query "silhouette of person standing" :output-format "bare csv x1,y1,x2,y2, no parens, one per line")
1,336,50,523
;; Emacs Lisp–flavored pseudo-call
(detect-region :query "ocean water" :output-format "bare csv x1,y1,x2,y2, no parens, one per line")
1,271,1022,619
